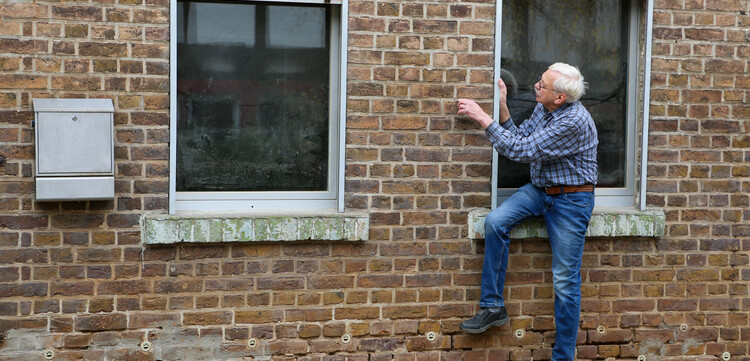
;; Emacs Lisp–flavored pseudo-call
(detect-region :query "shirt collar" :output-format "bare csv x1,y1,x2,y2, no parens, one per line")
543,102,574,119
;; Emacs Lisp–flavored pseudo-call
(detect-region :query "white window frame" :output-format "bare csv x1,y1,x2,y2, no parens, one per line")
493,0,647,208
169,0,349,214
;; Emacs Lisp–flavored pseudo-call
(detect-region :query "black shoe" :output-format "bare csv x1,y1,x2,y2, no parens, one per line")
460,307,509,334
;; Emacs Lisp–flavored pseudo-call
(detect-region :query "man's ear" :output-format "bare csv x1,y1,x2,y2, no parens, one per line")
555,93,567,105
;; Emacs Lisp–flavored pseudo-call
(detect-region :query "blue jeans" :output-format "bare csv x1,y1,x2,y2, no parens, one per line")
481,183,594,361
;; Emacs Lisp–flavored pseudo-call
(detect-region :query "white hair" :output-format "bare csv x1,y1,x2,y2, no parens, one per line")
548,62,587,103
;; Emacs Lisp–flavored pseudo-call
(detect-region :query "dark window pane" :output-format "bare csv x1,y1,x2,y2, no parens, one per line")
177,1,331,192
499,0,629,188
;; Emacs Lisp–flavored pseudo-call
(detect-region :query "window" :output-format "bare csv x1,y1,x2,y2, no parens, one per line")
496,0,639,207
170,0,345,212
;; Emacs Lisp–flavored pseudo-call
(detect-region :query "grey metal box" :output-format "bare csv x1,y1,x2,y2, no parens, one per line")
33,99,115,201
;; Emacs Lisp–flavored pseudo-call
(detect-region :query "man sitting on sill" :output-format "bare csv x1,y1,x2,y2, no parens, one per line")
456,62,598,361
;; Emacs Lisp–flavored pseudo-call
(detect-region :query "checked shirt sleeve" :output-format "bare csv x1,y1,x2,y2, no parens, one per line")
485,107,587,164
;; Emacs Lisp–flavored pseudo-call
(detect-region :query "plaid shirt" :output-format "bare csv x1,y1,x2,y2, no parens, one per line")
485,101,598,188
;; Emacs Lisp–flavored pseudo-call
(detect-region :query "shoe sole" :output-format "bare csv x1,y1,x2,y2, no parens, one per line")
460,316,510,334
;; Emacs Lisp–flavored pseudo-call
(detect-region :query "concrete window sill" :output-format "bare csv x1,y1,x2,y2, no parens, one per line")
467,207,665,240
141,212,369,245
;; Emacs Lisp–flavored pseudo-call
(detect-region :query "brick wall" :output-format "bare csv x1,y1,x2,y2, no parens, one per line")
0,0,748,360
641,1,750,360
345,0,494,244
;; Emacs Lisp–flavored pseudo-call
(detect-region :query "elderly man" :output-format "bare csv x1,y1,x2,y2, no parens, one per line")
456,63,598,361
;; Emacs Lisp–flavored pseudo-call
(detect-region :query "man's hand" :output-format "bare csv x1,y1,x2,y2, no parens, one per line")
456,99,494,129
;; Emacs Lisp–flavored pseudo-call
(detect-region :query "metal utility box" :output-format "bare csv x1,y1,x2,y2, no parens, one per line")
33,98,115,201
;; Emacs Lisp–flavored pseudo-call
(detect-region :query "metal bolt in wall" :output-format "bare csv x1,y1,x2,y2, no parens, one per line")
140,341,152,352
247,338,258,348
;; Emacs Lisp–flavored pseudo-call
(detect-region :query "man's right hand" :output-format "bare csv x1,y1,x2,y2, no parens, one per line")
457,98,494,129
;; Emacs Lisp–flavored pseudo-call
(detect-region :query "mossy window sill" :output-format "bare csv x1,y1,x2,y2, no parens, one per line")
468,207,665,240
141,212,369,245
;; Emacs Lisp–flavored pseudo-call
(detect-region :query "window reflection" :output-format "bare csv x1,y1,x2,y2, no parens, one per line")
499,0,629,188
176,1,331,192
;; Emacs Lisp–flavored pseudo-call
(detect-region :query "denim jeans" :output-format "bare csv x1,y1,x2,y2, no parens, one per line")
481,183,594,361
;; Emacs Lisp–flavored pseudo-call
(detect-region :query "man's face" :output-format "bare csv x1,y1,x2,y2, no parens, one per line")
534,70,565,110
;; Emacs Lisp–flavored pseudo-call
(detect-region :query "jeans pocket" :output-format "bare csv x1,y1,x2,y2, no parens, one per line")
562,192,592,208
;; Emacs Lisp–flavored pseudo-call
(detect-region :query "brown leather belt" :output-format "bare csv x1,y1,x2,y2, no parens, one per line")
544,184,595,195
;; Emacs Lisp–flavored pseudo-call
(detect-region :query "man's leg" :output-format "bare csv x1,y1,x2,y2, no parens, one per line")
461,184,545,333
544,191,594,361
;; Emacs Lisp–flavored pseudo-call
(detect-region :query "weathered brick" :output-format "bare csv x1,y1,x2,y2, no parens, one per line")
97,280,150,295
75,314,127,331
0,3,48,18
384,52,430,65
335,307,379,320
349,17,385,31
405,149,449,162
183,311,232,325
685,28,725,40
413,20,457,33
0,75,46,90
357,274,403,288
308,276,355,289
0,216,45,234
257,277,305,290
0,39,48,54
153,280,201,294
235,309,283,324
612,300,655,312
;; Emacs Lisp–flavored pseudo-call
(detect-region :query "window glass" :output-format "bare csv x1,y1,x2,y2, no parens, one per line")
499,0,629,188
176,1,330,192
267,7,326,49
177,2,255,46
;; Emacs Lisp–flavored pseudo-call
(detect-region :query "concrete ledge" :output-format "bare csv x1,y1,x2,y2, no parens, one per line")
468,207,665,240
141,212,369,245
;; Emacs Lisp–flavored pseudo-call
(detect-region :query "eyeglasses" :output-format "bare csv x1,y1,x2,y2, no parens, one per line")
534,74,561,93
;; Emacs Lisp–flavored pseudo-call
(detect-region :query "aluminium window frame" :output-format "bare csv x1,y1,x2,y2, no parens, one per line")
492,0,645,208
169,0,349,214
